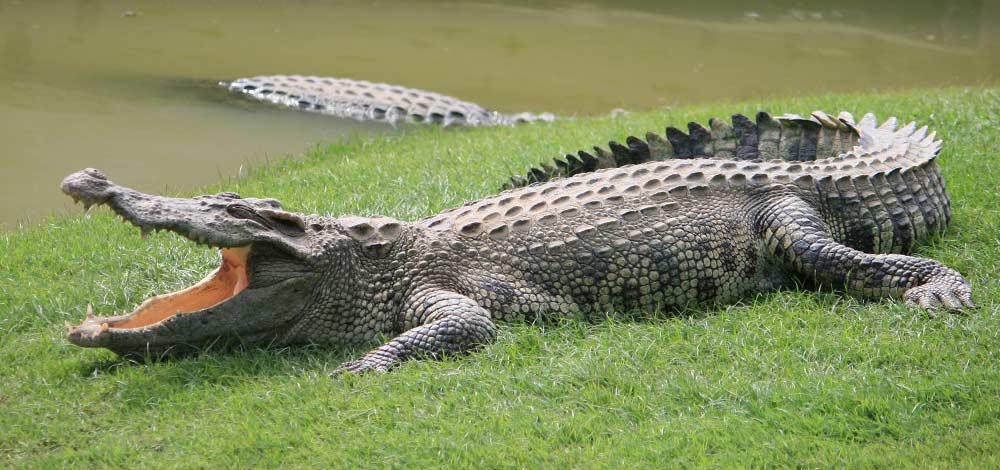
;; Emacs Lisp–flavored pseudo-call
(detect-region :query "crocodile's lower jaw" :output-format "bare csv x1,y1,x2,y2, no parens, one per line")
68,247,251,338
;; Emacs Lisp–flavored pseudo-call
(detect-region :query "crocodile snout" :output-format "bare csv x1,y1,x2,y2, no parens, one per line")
61,168,114,207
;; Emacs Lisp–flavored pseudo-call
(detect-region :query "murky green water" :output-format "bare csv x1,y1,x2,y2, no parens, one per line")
1,0,997,227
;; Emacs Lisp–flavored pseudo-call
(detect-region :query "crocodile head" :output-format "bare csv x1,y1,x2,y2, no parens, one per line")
61,168,338,358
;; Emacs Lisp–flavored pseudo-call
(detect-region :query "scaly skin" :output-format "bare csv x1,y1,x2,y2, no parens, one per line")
226,75,555,126
62,110,973,375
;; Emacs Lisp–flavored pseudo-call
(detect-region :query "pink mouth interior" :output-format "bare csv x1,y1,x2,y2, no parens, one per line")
106,247,250,329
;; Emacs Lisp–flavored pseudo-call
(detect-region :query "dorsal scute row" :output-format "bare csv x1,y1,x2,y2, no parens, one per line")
227,75,556,127
229,75,496,126
503,111,941,190
416,111,946,242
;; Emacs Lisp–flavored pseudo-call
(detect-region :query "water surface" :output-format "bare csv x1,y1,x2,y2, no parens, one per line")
1,0,997,226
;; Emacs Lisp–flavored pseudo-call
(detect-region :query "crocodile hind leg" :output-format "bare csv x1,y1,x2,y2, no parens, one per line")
333,291,497,375
757,193,974,313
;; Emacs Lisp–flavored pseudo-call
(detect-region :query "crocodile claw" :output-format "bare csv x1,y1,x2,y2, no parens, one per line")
903,279,975,315
332,358,392,377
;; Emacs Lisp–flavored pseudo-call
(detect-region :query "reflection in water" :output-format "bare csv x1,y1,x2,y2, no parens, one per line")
0,0,997,227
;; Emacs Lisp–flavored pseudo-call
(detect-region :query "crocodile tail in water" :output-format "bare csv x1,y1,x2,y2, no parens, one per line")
502,111,872,189
225,75,555,127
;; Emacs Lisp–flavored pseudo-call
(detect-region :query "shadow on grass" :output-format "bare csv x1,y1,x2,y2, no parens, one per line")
72,340,364,382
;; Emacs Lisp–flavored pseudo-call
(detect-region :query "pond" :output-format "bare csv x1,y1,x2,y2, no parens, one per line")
1,0,996,227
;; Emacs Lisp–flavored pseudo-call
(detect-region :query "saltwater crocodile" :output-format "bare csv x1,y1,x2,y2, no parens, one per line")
226,75,556,126
63,111,973,374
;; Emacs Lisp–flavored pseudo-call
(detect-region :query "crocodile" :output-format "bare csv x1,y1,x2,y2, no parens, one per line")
62,110,974,374
226,75,556,126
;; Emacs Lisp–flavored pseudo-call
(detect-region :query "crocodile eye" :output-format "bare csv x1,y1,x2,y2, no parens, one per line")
361,240,392,258
217,192,242,199
226,203,306,237
226,203,260,220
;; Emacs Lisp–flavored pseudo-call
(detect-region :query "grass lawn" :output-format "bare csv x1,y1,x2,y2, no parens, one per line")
1,87,998,467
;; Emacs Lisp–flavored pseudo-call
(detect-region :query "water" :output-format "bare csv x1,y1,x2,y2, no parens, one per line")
1,0,997,227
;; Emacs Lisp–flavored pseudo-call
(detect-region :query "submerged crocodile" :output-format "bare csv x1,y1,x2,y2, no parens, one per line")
226,75,556,126
63,110,973,374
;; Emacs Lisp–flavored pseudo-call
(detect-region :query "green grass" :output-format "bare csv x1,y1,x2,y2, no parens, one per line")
2,87,999,467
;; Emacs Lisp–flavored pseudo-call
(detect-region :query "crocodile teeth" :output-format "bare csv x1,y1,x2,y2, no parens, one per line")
86,304,95,320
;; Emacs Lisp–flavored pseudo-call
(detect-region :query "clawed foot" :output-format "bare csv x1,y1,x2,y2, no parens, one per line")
904,276,975,315
331,353,395,377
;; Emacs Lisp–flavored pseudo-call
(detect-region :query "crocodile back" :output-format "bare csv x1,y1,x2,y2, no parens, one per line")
505,111,919,187
226,75,554,126
481,111,947,255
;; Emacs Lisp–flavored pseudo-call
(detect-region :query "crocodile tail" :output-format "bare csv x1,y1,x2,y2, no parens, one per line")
502,111,864,189
816,113,949,254
502,110,949,255
225,75,551,127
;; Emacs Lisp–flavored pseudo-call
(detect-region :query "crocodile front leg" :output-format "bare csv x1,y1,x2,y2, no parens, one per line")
758,193,975,312
334,291,497,375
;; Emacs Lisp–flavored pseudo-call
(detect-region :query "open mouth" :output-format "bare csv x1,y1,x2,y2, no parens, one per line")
68,247,251,340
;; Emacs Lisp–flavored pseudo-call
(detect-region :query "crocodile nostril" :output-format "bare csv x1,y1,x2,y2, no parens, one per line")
83,168,108,180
